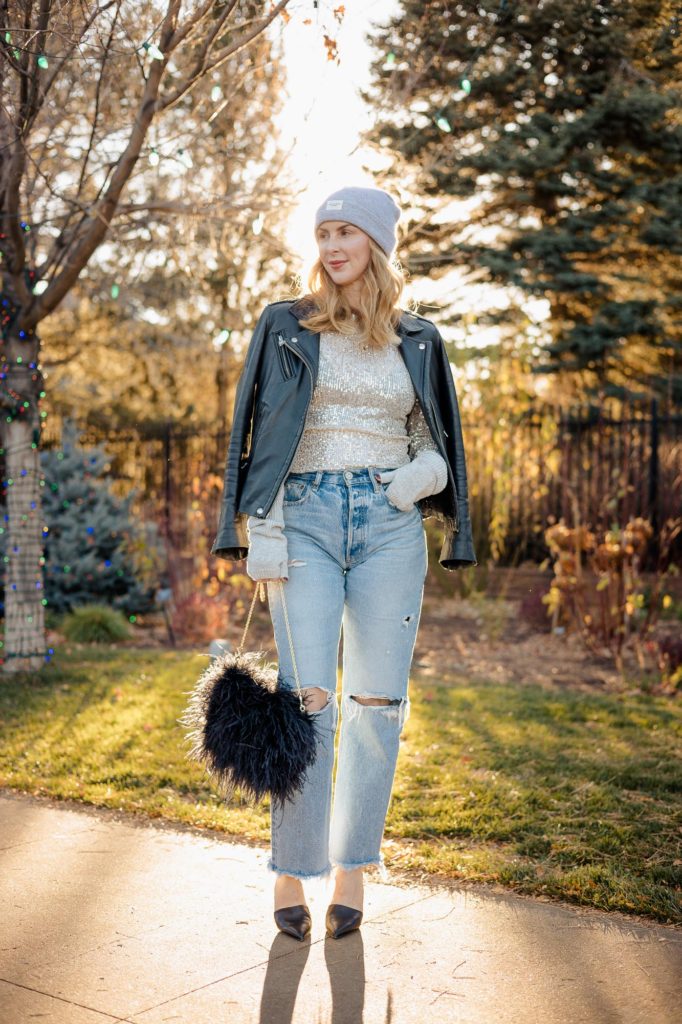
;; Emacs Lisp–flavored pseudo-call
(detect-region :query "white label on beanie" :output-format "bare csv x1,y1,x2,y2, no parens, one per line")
326,199,343,210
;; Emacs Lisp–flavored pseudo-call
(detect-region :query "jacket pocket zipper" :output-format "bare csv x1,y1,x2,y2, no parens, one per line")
429,397,448,450
275,333,295,379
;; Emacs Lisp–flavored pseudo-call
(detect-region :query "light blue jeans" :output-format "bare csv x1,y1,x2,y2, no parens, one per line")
265,466,428,879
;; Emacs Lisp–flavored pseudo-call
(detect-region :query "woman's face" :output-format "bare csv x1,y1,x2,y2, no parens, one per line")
315,221,371,291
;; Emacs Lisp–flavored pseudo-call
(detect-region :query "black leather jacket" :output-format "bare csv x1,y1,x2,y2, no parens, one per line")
211,296,477,570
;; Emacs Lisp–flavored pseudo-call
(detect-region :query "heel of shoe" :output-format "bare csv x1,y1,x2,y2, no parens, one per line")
274,904,312,941
325,903,363,939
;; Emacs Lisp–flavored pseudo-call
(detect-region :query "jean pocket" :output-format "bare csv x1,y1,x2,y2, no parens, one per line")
283,477,312,505
379,482,418,514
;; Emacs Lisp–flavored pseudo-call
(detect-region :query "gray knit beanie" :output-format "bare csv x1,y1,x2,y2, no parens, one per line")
314,186,401,258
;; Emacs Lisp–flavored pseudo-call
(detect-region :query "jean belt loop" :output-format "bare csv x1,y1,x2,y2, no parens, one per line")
313,470,324,491
370,465,382,493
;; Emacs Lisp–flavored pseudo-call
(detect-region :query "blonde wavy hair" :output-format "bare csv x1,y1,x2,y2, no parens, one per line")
294,238,414,351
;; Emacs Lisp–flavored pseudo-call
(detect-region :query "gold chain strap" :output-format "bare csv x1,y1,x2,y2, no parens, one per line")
277,580,305,711
236,581,263,654
235,580,305,713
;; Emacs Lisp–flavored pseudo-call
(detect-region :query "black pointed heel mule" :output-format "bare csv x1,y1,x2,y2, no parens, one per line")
325,903,363,939
274,904,312,941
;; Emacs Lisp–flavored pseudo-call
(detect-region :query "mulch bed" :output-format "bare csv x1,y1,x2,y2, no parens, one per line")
110,584,677,696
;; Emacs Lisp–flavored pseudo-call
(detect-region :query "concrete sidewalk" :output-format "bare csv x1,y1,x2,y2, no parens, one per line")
0,791,679,1024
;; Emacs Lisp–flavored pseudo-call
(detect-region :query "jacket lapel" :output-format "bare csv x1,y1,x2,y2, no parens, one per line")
287,297,428,397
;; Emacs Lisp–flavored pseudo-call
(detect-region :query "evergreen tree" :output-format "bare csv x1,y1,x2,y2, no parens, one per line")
1,420,160,617
363,0,682,404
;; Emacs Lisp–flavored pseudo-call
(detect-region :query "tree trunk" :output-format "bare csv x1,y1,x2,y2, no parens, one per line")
1,331,46,674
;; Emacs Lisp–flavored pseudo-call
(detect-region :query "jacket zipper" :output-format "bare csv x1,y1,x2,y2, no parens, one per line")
275,333,295,379
261,337,314,513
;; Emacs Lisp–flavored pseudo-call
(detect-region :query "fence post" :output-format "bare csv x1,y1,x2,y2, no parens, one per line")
163,422,172,542
649,397,659,540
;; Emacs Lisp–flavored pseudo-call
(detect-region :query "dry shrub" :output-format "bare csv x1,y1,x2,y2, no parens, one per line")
543,516,682,687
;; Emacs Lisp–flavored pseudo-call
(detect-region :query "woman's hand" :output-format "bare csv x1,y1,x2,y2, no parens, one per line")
378,450,448,512
246,515,289,582
246,536,289,581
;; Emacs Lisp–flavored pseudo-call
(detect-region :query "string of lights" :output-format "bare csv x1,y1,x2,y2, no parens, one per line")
1,410,49,662
1,209,49,663
2,12,170,65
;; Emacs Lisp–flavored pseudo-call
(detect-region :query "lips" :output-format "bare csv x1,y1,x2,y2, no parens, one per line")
329,261,347,269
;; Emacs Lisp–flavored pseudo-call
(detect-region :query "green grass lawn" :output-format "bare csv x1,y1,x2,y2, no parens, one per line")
1,644,680,924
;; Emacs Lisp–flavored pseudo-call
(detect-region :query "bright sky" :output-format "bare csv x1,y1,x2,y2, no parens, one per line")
270,5,509,325
272,1,399,267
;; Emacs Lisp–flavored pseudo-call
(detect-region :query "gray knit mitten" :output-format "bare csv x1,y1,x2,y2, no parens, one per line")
378,450,448,512
245,482,288,581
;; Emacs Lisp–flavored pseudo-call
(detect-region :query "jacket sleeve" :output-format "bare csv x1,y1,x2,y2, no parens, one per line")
431,329,477,569
210,305,271,560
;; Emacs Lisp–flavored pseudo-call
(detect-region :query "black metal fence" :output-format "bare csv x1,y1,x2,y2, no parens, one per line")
465,397,681,563
31,397,682,568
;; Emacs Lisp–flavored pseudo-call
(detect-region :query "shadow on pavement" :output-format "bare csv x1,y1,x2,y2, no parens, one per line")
259,930,370,1023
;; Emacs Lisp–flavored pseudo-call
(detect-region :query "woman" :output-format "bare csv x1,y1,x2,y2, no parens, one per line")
211,185,477,941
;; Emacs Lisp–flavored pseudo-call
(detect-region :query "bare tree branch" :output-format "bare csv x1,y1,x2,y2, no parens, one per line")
22,1,184,327
5,0,293,330
75,6,121,198
160,0,290,111
34,2,120,117
115,196,285,217
167,0,238,54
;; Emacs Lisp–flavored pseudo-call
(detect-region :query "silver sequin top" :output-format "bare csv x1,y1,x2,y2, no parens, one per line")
288,330,438,472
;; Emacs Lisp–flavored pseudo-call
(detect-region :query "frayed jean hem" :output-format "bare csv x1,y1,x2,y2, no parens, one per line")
267,857,333,881
332,855,389,882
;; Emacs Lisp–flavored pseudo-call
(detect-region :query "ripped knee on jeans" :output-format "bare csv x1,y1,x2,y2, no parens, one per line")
350,695,401,706
346,693,411,729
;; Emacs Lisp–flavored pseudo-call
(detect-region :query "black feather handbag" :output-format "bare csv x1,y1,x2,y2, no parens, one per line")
178,580,319,806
